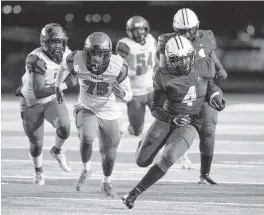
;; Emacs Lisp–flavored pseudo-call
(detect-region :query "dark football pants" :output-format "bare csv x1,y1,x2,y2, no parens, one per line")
199,102,218,156
127,92,153,136
75,108,121,176
135,119,196,167
20,97,71,157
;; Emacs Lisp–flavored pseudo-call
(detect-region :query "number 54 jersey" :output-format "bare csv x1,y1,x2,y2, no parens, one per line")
116,34,157,96
64,51,132,120
153,57,221,116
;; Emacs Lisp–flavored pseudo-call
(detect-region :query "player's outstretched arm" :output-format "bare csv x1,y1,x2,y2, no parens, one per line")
210,50,227,80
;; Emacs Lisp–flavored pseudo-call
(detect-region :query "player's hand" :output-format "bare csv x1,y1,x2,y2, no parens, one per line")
216,68,228,80
15,85,24,98
173,115,191,127
210,95,225,111
112,82,126,99
64,74,77,88
55,87,64,104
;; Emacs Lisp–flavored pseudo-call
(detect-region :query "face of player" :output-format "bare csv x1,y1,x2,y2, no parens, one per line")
177,27,198,42
132,27,147,45
48,39,65,59
169,55,192,75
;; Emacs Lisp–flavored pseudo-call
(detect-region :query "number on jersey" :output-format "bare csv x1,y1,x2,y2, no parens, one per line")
83,80,109,96
182,86,196,106
136,52,153,75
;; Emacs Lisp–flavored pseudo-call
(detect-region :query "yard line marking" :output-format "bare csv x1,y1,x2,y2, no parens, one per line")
2,160,264,167
13,196,264,207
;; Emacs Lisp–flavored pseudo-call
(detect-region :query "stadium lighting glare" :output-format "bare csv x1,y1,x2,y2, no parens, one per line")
85,14,93,23
102,14,111,23
13,5,21,14
246,25,255,36
65,13,74,22
92,14,101,23
2,5,12,14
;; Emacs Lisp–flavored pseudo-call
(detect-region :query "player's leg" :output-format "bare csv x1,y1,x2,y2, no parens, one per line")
97,117,122,197
135,119,172,167
180,151,192,169
122,124,197,209
20,98,45,185
44,99,71,172
127,95,146,136
198,102,218,184
75,108,98,191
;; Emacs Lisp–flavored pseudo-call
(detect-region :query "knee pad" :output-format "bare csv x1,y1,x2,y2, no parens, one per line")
156,156,174,173
29,142,43,157
56,125,71,140
128,124,143,136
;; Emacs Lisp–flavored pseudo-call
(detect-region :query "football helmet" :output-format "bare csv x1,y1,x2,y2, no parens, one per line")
173,8,200,41
83,32,112,72
126,16,150,45
165,36,195,75
40,23,68,62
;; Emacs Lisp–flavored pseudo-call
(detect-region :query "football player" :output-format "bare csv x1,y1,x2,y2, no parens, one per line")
55,32,132,197
122,36,225,209
158,8,228,182
15,23,75,185
116,16,158,136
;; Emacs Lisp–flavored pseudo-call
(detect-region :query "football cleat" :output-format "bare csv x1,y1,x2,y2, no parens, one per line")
75,169,92,191
180,153,192,169
50,146,71,172
198,174,217,185
121,191,137,209
33,172,44,185
100,182,118,198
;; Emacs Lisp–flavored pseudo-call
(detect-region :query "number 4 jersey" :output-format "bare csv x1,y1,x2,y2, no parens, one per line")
116,34,157,96
153,57,221,116
63,51,132,120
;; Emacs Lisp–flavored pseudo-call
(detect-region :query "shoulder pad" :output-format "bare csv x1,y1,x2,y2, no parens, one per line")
201,30,216,50
26,54,47,75
194,57,214,78
66,51,78,76
116,40,131,59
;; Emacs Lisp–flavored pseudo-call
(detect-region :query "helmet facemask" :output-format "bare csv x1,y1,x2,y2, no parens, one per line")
175,25,199,42
42,38,68,62
84,46,111,72
167,50,195,75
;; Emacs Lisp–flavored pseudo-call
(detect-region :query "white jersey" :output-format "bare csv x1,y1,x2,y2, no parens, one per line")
116,34,157,96
21,47,71,107
65,51,132,120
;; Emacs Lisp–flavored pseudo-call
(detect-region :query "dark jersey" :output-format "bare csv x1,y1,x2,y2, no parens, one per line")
158,30,216,58
152,57,221,124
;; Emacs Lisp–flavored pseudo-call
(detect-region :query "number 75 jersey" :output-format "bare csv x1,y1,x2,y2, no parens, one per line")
116,34,157,96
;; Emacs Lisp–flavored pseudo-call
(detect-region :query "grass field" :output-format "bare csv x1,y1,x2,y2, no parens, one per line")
1,93,264,215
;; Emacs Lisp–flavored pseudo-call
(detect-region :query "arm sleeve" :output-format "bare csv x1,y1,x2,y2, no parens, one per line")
151,69,175,124
117,62,133,102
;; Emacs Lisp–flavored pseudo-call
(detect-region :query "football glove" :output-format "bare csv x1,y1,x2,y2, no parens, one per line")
215,68,228,80
210,94,226,111
173,115,191,127
15,85,24,98
64,74,78,88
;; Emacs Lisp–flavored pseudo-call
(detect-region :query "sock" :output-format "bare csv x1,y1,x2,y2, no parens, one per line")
29,152,43,173
200,154,213,176
54,135,65,150
102,159,115,177
137,164,166,192
80,143,93,163
102,176,111,183
83,161,91,171
52,146,61,154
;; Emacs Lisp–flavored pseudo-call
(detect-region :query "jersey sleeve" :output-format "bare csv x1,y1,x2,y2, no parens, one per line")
116,60,128,83
207,30,216,50
26,54,47,75
65,51,77,76
157,34,167,54
115,40,131,59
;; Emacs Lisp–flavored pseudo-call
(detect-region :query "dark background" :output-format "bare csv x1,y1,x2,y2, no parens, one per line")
2,1,264,93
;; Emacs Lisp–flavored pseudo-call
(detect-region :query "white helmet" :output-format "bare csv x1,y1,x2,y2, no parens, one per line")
173,8,200,41
165,36,195,74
